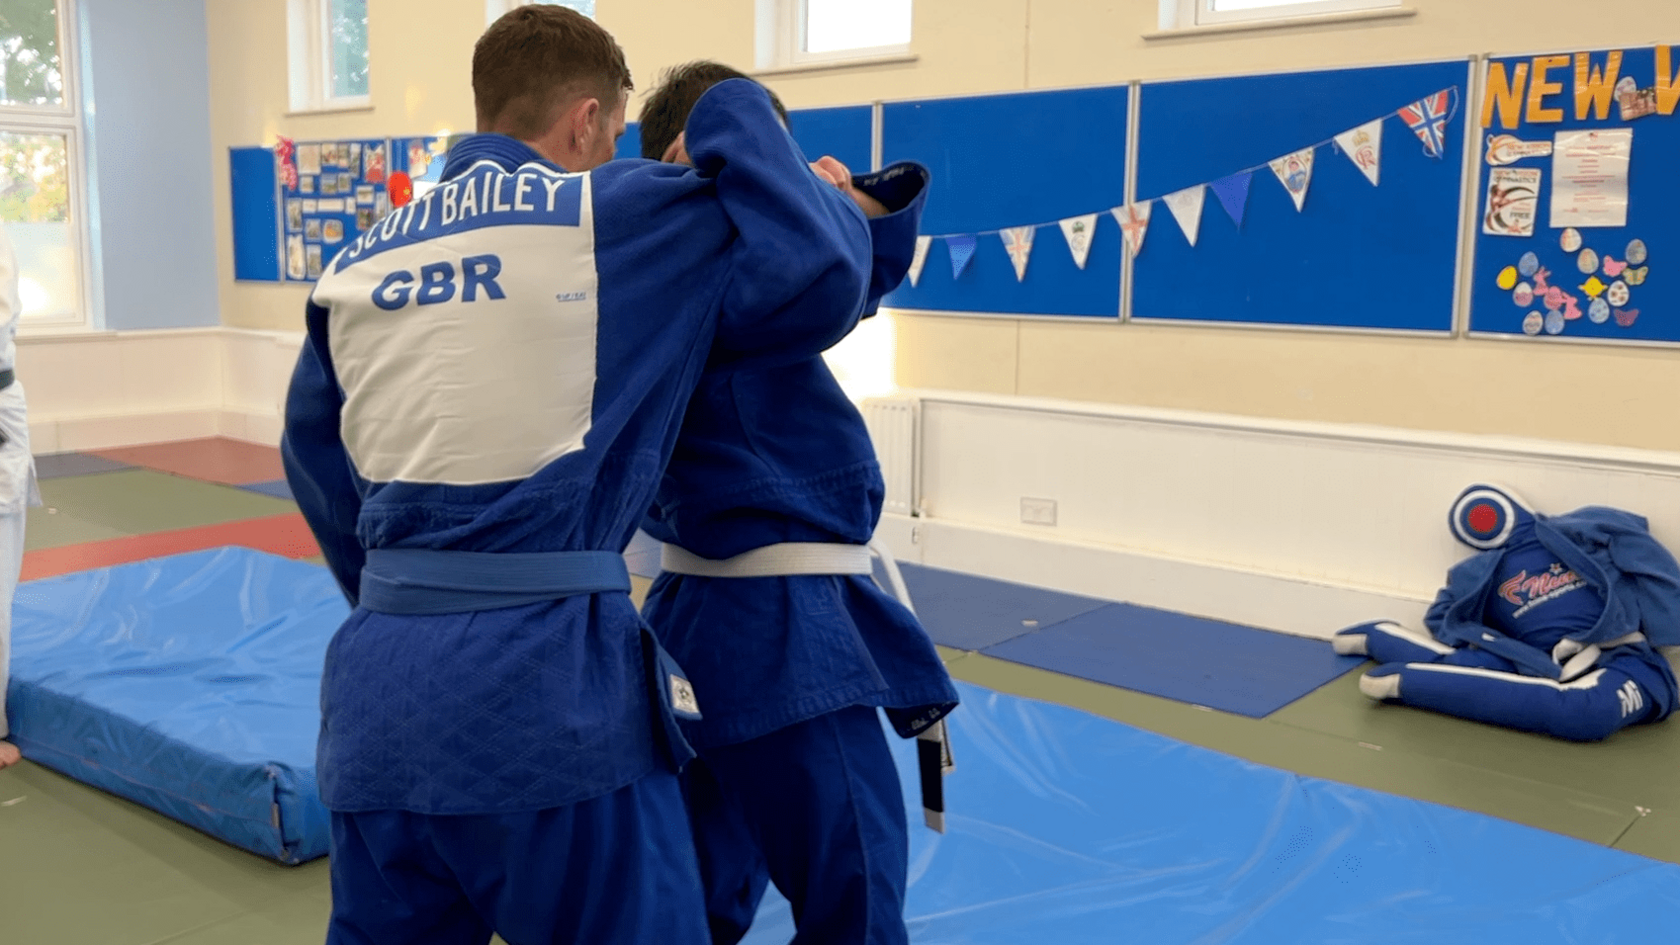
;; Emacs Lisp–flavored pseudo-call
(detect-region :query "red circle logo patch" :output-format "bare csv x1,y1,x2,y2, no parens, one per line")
1466,502,1500,535
389,172,414,208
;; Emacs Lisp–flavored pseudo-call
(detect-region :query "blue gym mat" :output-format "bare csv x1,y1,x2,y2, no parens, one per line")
13,547,1680,939
238,478,295,500
894,562,1112,651
895,562,1363,716
8,547,348,863
985,602,1367,718
32,451,131,480
746,681,1680,944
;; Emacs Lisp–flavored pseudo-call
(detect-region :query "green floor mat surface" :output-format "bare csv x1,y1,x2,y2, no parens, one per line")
0,762,331,943
38,470,296,536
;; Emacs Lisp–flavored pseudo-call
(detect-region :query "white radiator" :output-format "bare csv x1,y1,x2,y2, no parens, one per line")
862,396,919,516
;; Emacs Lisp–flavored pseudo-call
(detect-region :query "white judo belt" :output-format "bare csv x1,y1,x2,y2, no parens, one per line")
660,539,956,833
1554,631,1647,682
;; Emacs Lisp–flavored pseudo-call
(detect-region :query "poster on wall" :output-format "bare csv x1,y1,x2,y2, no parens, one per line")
1484,167,1542,237
389,136,452,208
1469,46,1677,342
1550,129,1632,229
280,137,392,283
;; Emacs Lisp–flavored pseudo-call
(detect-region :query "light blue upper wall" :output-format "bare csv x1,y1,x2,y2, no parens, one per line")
79,0,220,330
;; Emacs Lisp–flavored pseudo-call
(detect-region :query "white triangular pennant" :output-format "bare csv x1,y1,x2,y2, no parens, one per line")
1333,119,1383,187
1162,186,1205,247
1000,226,1035,281
1268,147,1315,212
1110,202,1152,257
907,235,932,287
1058,214,1098,269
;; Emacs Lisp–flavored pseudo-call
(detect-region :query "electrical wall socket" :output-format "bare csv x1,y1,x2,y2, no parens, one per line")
1020,497,1058,526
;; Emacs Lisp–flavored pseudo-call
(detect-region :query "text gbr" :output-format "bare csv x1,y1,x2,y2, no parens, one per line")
373,256,505,311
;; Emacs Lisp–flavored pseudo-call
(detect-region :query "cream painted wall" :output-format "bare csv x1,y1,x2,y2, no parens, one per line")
206,0,1680,450
888,0,1680,453
208,0,482,331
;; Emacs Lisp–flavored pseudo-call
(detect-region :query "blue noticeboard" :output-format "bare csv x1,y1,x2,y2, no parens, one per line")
281,139,392,283
618,104,871,170
1133,60,1471,332
1469,46,1677,343
230,147,280,282
787,104,873,173
615,121,643,161
881,87,1130,319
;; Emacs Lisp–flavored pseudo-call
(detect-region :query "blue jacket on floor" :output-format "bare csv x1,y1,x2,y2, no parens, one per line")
1428,505,1680,684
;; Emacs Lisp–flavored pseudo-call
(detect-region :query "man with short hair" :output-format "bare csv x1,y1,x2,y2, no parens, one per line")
637,61,960,945
282,9,875,943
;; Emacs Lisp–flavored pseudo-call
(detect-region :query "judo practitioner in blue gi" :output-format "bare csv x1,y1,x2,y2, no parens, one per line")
1335,484,1680,741
280,9,875,943
634,62,960,945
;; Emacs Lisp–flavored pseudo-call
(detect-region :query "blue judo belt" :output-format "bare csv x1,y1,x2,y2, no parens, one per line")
356,548,700,771
358,549,632,615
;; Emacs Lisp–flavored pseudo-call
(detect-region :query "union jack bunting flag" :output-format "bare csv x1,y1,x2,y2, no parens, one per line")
1399,88,1457,159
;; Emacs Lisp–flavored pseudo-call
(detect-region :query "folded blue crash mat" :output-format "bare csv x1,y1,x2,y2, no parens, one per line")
9,547,347,863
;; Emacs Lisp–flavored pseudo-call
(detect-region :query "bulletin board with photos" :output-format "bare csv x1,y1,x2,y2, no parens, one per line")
390,136,453,205
279,138,392,283
1468,45,1678,343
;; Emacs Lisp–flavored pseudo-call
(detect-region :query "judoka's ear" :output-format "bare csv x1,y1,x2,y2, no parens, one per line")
570,98,603,151
661,132,689,166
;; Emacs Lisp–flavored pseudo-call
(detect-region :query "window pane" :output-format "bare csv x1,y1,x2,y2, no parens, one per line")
328,0,369,99
0,130,78,320
0,0,64,107
496,1,596,24
539,0,596,16
804,0,910,54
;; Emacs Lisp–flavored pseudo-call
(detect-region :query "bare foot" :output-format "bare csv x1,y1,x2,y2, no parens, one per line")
0,740,20,770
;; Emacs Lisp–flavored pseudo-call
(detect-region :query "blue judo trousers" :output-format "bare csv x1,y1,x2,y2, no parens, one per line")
281,79,875,944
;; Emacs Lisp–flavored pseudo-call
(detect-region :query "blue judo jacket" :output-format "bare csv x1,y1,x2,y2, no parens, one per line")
280,80,873,815
641,161,959,750
1427,506,1680,693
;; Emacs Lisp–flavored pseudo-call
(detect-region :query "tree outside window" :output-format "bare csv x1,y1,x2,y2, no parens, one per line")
0,0,85,326
328,0,367,99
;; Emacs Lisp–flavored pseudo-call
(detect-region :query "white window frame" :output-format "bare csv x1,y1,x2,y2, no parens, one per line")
1,0,94,331
287,0,370,114
1166,0,1401,30
756,0,913,72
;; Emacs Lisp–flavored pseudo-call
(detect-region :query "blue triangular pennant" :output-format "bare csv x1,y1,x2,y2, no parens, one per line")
947,235,978,280
1211,172,1253,228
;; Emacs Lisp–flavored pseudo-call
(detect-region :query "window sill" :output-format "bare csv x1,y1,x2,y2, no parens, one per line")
17,324,109,342
753,53,919,78
17,325,229,343
283,102,375,118
1144,6,1416,41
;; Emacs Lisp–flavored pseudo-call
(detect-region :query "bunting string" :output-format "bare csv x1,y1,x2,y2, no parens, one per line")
913,87,1460,277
